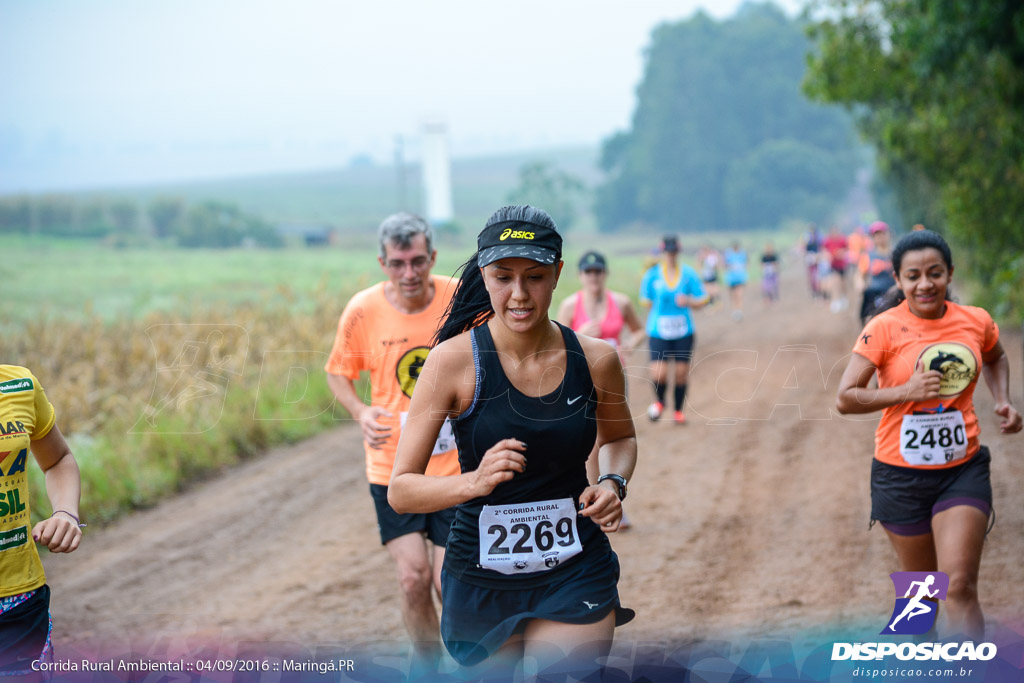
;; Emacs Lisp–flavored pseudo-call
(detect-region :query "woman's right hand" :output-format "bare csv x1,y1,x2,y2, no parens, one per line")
904,361,942,403
33,512,82,553
469,439,527,497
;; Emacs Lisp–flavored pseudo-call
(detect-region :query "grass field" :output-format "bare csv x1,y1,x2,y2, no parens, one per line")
1,224,798,327
1,233,459,324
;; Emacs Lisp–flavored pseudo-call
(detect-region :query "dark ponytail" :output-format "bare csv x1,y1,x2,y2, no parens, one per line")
433,252,493,346
871,229,955,317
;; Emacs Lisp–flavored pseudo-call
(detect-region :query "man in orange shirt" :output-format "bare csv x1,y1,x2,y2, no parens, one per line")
325,213,459,664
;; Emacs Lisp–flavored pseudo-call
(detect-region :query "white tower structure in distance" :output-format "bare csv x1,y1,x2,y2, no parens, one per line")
421,120,453,224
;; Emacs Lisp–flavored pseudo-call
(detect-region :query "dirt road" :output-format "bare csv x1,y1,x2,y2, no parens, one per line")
44,265,1024,663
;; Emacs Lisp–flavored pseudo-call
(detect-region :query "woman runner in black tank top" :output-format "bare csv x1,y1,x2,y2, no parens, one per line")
442,320,611,587
389,206,637,674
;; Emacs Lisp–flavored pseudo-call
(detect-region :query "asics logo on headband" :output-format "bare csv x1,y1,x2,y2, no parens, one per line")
500,228,535,241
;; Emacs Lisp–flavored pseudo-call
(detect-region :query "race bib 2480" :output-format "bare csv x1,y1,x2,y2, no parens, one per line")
900,411,967,465
478,498,582,575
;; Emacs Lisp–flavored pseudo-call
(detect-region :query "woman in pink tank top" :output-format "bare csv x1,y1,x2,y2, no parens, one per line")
558,251,645,527
557,251,644,354
572,288,624,344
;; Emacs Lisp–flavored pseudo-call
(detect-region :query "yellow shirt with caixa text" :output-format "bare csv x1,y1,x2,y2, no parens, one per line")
0,365,55,598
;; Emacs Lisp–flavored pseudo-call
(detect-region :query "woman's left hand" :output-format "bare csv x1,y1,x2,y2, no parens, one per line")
994,402,1023,434
32,512,82,553
578,483,623,532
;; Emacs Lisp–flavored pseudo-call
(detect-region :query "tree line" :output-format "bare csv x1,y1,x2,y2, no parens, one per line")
804,0,1024,322
596,3,861,233
0,195,282,248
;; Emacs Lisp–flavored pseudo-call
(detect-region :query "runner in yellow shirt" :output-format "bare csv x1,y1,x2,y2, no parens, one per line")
0,366,82,675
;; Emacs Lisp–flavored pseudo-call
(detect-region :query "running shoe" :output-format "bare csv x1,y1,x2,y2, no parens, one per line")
647,402,663,421
673,410,686,425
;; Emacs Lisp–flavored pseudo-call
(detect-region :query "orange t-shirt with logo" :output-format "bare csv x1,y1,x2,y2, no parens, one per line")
852,300,999,469
325,275,461,485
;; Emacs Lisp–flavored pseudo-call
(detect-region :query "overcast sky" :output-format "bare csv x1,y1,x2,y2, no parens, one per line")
1,0,805,192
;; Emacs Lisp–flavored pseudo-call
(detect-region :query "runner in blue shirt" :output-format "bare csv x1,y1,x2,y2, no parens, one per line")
723,241,748,320
640,236,709,424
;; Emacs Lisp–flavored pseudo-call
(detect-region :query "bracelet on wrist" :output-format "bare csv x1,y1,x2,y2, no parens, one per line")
52,510,86,528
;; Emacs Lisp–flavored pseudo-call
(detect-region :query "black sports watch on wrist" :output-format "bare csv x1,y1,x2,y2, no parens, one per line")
597,473,628,501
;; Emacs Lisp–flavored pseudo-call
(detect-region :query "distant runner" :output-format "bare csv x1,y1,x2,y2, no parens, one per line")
558,250,645,527
723,242,748,320
760,242,780,305
857,221,895,324
641,236,709,425
699,245,722,307
802,225,823,298
822,225,849,312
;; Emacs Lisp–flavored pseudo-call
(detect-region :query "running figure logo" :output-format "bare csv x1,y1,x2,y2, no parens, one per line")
881,572,949,635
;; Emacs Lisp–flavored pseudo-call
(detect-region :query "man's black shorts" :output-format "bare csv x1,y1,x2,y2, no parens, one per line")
369,483,455,546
